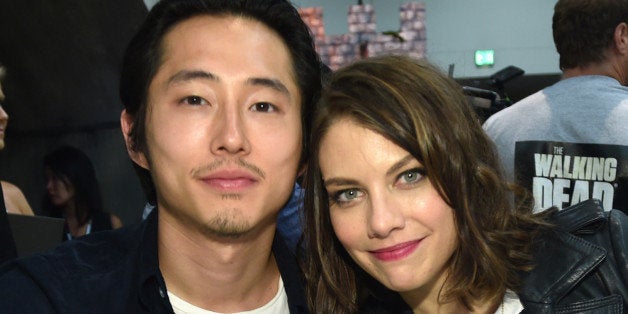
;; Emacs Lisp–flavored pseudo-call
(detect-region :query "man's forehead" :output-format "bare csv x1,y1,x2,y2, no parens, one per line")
159,61,299,91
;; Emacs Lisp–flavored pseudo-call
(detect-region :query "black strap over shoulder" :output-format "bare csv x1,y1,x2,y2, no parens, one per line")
0,184,18,263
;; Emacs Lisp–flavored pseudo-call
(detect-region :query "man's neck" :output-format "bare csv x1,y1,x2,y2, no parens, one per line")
562,59,626,85
157,209,280,312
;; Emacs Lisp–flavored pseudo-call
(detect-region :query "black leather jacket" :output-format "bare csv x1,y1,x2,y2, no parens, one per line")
519,199,628,313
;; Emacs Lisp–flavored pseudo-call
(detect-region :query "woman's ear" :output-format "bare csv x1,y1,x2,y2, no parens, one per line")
120,109,149,170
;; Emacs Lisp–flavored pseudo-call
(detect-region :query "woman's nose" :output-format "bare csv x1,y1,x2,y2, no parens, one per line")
367,193,405,238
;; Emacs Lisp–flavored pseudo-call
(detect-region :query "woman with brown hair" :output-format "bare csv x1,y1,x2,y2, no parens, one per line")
302,55,627,313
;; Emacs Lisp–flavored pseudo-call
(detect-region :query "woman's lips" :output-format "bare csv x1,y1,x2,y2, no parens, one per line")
369,240,421,262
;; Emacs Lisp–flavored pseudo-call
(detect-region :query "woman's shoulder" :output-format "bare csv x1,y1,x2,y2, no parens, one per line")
109,213,123,229
532,199,626,265
1,180,34,215
90,211,123,231
519,199,627,311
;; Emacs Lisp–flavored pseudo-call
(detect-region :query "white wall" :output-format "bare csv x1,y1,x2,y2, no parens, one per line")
292,0,560,78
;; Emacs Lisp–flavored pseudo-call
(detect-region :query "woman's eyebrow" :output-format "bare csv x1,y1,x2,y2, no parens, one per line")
323,177,360,188
386,154,415,177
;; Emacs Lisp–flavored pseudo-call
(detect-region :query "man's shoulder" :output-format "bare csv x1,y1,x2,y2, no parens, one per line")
484,90,546,127
0,220,150,312
1,221,145,288
543,75,628,104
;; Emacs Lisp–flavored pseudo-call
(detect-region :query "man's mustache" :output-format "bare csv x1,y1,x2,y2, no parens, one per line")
191,158,266,180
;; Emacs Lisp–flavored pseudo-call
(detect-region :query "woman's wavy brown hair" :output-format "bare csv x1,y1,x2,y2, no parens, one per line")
302,55,550,313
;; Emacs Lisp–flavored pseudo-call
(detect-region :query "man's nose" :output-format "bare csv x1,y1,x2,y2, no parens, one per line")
210,106,251,156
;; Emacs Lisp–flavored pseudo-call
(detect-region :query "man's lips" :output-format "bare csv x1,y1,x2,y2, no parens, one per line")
369,239,422,262
200,170,259,192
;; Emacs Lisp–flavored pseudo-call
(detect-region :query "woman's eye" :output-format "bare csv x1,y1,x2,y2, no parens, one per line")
181,96,207,106
398,168,425,185
331,188,363,205
250,102,277,112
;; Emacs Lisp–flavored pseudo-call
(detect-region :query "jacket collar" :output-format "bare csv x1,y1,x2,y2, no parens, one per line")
137,207,172,312
519,199,608,304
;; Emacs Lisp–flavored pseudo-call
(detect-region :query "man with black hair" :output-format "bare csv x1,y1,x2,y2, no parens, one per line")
0,0,322,312
484,0,628,213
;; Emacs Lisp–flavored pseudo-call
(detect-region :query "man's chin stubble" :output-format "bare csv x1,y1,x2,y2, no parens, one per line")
201,214,251,239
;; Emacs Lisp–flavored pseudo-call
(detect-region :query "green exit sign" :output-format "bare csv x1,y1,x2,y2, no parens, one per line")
475,50,494,67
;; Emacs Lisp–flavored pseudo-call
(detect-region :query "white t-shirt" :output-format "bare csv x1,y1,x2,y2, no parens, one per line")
496,290,524,314
168,276,289,314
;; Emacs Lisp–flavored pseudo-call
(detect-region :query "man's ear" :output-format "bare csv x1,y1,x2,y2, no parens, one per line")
120,109,149,170
614,22,628,55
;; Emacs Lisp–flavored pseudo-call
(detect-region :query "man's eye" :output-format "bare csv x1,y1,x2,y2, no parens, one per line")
250,102,276,112
181,96,207,106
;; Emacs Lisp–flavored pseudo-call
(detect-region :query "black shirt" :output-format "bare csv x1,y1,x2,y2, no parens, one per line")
0,209,308,313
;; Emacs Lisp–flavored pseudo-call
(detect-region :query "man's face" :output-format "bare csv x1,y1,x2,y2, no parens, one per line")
131,15,302,238
0,81,8,150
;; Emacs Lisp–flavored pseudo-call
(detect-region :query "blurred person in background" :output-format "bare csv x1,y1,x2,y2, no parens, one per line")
0,64,34,216
43,145,122,241
483,0,628,213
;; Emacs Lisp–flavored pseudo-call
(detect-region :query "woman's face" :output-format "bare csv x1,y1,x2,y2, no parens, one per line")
319,118,458,296
45,167,74,208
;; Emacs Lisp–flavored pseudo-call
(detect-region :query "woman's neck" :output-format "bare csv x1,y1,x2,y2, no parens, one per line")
400,275,503,314
408,297,502,314
64,202,91,237
62,201,77,217
66,215,90,238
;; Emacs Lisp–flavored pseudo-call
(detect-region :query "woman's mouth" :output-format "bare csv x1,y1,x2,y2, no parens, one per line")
368,240,422,262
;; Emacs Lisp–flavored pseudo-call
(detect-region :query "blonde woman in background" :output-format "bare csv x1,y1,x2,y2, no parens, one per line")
0,64,34,216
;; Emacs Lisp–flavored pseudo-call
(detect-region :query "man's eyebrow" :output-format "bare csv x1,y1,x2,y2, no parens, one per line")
167,70,218,86
246,77,291,98
166,71,291,98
